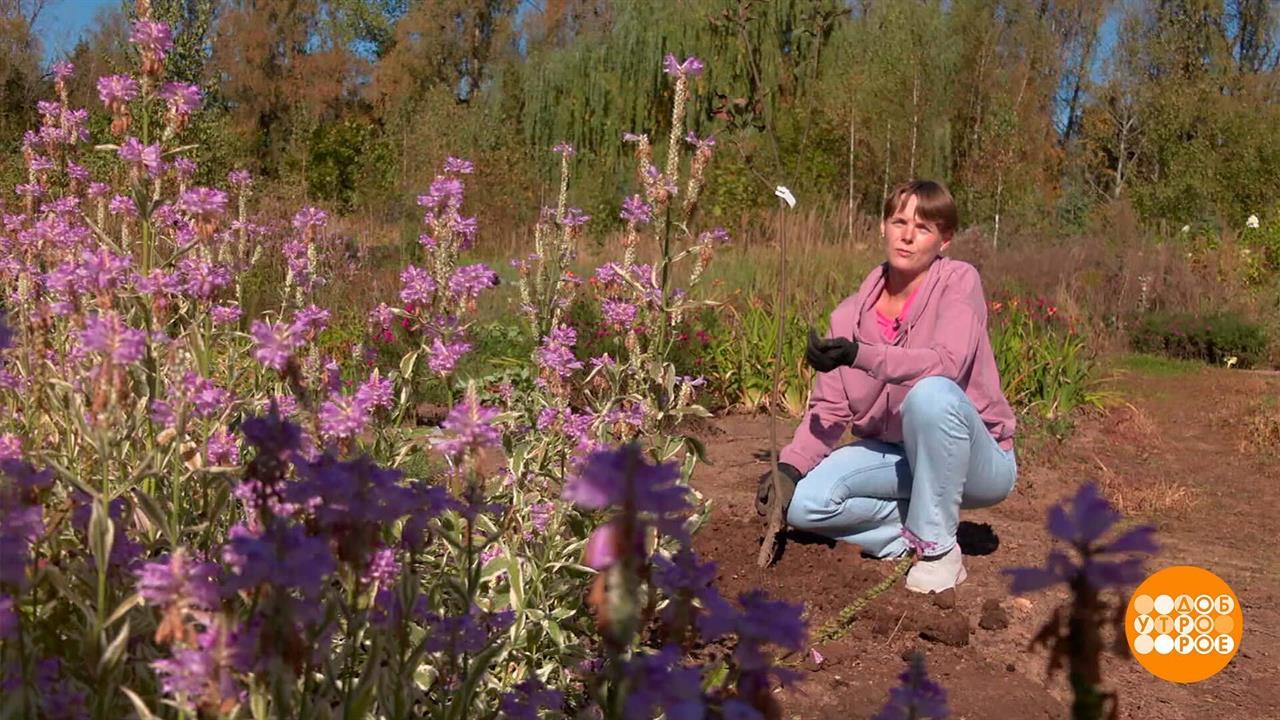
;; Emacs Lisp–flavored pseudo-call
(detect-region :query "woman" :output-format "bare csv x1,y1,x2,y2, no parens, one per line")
756,179,1016,593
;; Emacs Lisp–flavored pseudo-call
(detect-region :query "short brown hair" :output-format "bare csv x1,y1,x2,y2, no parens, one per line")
882,180,958,237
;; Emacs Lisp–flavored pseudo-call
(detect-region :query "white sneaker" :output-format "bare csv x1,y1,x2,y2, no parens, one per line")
905,543,967,594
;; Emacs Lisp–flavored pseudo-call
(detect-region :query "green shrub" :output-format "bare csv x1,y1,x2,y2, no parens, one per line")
989,296,1102,425
1130,311,1268,368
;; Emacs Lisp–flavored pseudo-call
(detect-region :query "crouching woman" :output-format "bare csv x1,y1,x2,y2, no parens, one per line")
757,180,1017,593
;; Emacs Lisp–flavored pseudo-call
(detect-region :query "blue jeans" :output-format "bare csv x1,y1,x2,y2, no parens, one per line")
785,376,1017,558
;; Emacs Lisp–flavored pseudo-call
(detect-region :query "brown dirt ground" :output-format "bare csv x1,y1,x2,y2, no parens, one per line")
686,365,1280,719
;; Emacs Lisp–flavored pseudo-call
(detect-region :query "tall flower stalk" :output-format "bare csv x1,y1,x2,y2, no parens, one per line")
1003,483,1159,720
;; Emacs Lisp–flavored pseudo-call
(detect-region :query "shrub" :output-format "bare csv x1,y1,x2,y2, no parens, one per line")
1129,311,1268,368
989,296,1101,426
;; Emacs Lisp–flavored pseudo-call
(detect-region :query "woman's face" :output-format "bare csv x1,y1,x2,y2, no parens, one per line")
881,194,951,278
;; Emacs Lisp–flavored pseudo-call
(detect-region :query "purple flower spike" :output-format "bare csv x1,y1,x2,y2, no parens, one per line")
97,74,138,107
620,194,653,226
129,20,174,59
443,156,474,174
1003,483,1159,594
500,679,564,720
159,82,202,116
563,444,690,522
1047,483,1119,546
873,651,949,720
135,550,221,610
435,395,501,457
177,187,229,220
662,53,705,77
249,319,302,371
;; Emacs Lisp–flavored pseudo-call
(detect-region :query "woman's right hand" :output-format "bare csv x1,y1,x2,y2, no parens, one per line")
806,327,859,373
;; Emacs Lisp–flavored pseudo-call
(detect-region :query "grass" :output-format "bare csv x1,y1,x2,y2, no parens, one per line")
1109,352,1204,376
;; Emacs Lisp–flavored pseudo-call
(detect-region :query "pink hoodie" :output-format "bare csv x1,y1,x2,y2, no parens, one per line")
780,256,1016,475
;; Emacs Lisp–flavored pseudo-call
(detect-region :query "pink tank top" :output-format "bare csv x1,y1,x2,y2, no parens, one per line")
875,283,921,341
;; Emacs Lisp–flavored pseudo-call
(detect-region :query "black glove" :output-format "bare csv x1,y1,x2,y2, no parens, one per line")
755,462,802,517
805,327,859,373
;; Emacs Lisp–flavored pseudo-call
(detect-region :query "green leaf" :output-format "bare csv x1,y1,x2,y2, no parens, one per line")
99,619,131,673
120,687,158,720
106,593,141,629
88,502,116,584
131,489,173,545
447,641,507,720
681,434,711,465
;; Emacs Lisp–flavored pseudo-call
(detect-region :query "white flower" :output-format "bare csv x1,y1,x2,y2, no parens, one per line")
1180,224,1190,233
1246,214,1260,229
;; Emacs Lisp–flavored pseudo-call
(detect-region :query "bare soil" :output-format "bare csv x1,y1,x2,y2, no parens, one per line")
686,365,1280,719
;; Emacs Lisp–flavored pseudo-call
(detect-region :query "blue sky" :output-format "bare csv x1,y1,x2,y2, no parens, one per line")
35,0,118,63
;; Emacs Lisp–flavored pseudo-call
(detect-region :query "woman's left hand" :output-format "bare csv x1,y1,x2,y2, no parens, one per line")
806,328,859,373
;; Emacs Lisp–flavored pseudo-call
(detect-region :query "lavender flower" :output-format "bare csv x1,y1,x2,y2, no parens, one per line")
354,372,393,411
561,208,591,228
418,176,464,211
443,156,474,174
108,194,138,217
662,54,705,77
621,646,706,720
177,187,227,219
685,131,716,149
551,142,576,158
447,263,498,302
563,444,691,531
151,622,244,714
117,137,164,176
435,396,501,457
136,550,221,610
873,651,949,720
27,659,88,720
364,547,399,586
318,395,370,439
535,324,583,378
227,169,252,189
97,74,138,108
399,265,437,305
249,320,302,371
183,372,229,418
170,157,197,179
78,313,146,365
205,429,240,466
500,679,564,720
222,523,334,597
129,20,174,58
0,434,21,461
159,82,201,116
290,305,331,338
423,607,512,655
52,61,74,80
292,207,328,234
1003,483,1158,593
620,194,653,226
426,337,471,375
211,304,242,325
601,299,637,326
528,501,555,533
